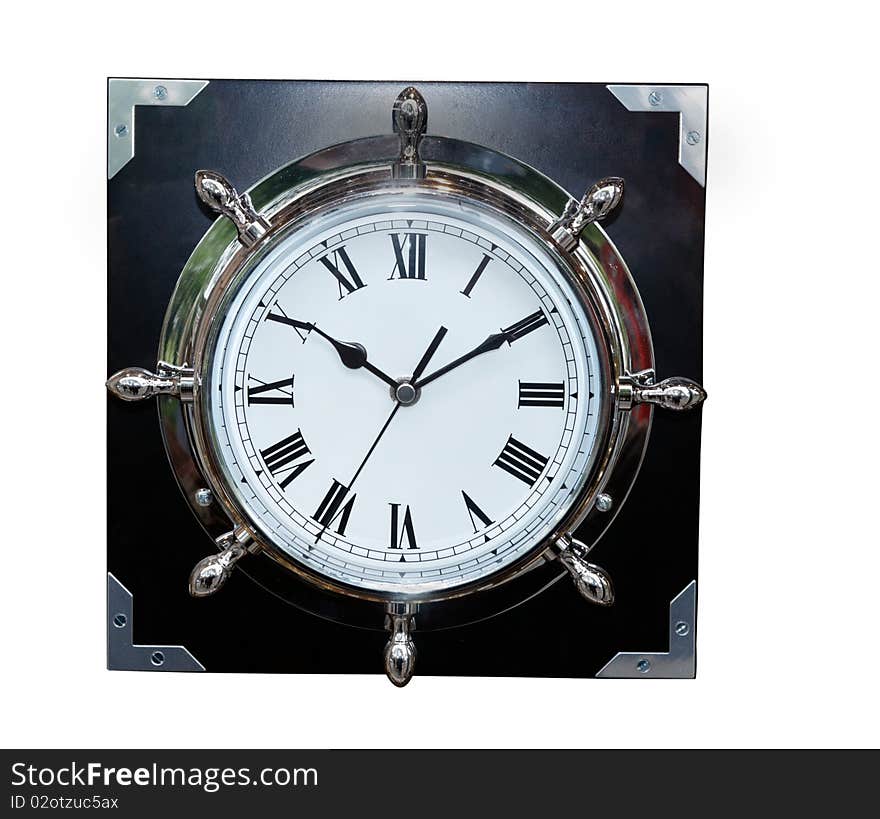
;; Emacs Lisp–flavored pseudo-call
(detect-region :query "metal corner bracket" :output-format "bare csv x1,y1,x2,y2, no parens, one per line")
108,78,209,179
596,580,696,678
107,573,204,672
606,85,707,186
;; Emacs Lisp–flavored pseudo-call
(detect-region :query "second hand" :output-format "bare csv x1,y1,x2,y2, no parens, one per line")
313,326,447,543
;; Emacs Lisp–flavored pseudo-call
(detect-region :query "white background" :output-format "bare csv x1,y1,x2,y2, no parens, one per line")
1,2,878,749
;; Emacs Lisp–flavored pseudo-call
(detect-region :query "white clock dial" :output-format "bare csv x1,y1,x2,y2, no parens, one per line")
205,193,605,595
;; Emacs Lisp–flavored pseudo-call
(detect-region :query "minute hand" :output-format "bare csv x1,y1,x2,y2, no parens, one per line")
414,332,507,389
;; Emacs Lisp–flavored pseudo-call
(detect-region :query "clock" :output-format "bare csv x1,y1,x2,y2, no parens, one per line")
107,86,706,685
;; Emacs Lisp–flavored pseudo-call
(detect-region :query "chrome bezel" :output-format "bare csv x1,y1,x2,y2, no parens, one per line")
158,135,654,628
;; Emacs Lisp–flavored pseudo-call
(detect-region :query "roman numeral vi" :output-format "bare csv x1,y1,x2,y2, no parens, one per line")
388,503,418,549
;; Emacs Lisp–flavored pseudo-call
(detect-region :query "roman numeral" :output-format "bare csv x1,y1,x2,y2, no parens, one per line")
247,374,295,406
265,307,311,342
388,503,418,549
314,480,356,536
518,381,565,408
260,430,314,489
493,435,549,487
462,491,494,534
319,246,366,299
460,254,492,298
502,309,548,343
388,233,427,280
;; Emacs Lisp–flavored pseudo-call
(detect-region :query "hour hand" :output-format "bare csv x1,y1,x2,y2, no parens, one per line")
267,315,398,389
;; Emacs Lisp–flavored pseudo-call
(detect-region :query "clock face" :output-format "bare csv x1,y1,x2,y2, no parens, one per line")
205,192,606,596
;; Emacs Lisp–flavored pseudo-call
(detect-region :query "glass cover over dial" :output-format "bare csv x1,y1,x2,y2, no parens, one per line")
205,192,606,595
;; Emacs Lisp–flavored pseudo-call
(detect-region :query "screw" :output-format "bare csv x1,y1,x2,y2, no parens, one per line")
153,85,168,101
648,90,663,106
596,493,613,513
194,488,213,507
114,123,128,138
150,651,165,667
112,613,127,629
637,659,651,673
686,130,701,145
675,620,690,637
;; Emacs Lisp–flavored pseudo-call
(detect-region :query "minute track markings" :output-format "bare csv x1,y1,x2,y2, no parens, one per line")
236,433,574,563
240,435,572,560
221,215,596,581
